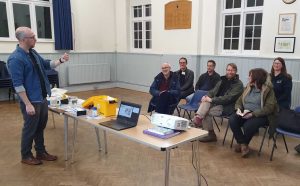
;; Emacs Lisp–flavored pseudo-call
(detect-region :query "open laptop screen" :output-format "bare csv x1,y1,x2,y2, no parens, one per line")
117,101,141,124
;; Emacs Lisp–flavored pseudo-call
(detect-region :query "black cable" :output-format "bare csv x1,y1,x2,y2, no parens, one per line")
142,114,151,121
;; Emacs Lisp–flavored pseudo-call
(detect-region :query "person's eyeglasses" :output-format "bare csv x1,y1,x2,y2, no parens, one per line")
24,36,36,39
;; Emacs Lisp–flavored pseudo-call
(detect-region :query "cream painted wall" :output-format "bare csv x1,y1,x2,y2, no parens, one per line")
71,0,116,52
0,0,117,54
151,0,200,54
260,0,300,58
115,0,129,52
114,0,201,54
199,0,218,55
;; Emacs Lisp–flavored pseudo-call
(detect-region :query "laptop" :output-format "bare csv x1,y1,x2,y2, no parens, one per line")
99,101,142,131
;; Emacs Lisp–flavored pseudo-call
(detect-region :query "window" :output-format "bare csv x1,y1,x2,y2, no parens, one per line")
132,3,152,50
0,1,9,37
221,0,264,54
0,0,53,40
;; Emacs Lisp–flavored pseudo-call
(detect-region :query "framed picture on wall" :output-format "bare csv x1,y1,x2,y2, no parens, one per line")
278,13,296,35
274,37,296,53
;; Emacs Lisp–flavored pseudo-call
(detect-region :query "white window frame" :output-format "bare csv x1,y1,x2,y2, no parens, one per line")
130,0,152,52
0,0,53,42
220,0,264,56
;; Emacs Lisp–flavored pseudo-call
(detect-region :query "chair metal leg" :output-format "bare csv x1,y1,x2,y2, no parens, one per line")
258,126,268,156
220,117,224,125
187,111,192,121
222,122,230,145
176,107,180,116
270,133,278,161
94,127,102,151
176,107,181,116
282,134,289,153
214,120,221,132
51,112,56,128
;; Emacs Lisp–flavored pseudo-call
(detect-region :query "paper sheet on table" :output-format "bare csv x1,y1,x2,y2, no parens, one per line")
51,88,68,97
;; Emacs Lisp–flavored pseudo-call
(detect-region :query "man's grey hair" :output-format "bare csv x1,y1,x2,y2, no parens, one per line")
15,27,29,40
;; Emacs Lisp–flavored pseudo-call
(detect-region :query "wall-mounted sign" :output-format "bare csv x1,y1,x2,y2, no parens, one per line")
165,0,192,30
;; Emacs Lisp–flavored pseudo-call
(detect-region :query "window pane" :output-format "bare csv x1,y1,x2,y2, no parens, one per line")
254,26,261,37
253,39,260,50
225,15,232,26
255,13,262,25
139,40,142,48
232,39,239,49
232,27,239,38
134,7,137,17
226,0,233,9
134,22,137,30
138,7,142,17
145,4,151,17
224,39,231,49
256,0,264,6
139,22,142,30
146,21,151,30
134,6,142,18
233,15,240,26
146,40,151,49
0,2,9,37
134,40,138,48
234,0,241,8
244,39,252,50
35,6,52,39
134,32,138,39
13,3,31,29
146,31,151,39
247,0,255,7
246,14,254,25
224,27,231,38
139,31,142,39
245,26,253,37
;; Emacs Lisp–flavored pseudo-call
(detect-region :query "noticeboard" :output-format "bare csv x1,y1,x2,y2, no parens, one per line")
165,0,192,30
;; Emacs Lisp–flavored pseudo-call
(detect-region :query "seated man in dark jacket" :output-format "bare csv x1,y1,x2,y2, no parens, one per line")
192,63,244,142
176,57,194,99
186,59,221,102
148,63,181,114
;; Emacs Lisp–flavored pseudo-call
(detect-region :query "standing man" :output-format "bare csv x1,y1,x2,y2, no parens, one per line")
192,63,243,142
186,59,221,102
176,57,194,99
148,63,180,114
8,27,69,165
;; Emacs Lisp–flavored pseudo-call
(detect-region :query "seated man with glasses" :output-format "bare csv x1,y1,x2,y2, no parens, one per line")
148,63,181,114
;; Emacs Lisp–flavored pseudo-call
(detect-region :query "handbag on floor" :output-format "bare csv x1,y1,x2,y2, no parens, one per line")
276,108,300,134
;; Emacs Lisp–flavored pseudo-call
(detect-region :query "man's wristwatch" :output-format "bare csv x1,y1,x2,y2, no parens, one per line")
59,58,64,63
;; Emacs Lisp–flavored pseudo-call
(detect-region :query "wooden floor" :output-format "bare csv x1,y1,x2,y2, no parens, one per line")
0,88,299,186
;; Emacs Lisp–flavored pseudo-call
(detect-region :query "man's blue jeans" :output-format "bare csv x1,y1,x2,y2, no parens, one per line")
19,99,48,159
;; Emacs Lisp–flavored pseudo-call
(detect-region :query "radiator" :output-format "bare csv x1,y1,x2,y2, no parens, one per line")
68,64,110,85
291,81,300,109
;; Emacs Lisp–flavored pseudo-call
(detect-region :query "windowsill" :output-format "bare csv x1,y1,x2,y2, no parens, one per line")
0,38,54,43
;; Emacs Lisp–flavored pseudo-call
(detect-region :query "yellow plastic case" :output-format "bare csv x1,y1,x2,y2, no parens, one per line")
82,95,117,117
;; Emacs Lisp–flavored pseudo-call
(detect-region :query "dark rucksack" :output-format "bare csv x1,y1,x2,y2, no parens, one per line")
276,108,300,134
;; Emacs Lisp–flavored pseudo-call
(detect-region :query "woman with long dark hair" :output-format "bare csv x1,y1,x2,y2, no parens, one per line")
270,57,292,109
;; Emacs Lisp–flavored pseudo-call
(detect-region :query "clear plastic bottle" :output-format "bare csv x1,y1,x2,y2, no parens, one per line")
91,107,98,117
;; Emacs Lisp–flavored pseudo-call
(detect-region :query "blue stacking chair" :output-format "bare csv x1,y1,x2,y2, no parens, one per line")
0,61,15,101
46,69,60,88
270,106,300,161
177,90,207,120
